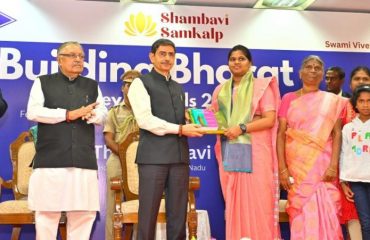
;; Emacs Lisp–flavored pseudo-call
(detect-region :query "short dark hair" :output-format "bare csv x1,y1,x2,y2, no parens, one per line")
227,45,252,63
151,38,176,54
326,66,345,80
351,84,370,113
350,66,370,82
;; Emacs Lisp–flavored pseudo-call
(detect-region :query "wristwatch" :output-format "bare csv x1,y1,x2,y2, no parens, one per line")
239,123,247,134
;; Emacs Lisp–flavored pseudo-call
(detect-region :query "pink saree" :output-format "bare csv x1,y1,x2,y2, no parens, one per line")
212,76,281,240
284,91,346,240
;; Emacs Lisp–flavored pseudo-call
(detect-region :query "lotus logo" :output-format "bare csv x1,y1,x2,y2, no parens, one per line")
124,12,157,37
0,11,16,28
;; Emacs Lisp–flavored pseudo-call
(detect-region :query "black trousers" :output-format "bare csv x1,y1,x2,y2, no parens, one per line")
137,163,189,240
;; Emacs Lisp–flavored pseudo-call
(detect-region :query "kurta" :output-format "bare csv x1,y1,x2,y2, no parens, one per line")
27,74,107,211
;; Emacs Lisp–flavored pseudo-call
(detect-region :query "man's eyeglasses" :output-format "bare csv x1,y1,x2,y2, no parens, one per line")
303,65,323,72
59,53,85,60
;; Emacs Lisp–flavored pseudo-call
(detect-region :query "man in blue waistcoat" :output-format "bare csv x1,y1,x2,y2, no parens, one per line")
128,38,204,240
26,41,107,240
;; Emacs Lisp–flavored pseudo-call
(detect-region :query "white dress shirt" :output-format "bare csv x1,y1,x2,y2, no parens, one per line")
27,77,107,125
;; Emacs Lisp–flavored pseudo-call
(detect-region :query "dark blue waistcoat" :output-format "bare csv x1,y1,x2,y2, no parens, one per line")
136,70,189,164
33,72,98,169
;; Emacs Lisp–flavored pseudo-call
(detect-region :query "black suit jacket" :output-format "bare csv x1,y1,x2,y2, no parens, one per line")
0,89,8,118
342,91,351,98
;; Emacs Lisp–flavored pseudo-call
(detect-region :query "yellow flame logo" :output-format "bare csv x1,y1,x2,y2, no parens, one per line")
124,12,157,37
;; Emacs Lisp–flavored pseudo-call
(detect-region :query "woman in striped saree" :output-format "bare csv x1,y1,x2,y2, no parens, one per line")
277,55,347,240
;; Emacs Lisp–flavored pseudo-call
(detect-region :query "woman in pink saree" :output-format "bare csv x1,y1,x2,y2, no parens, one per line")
211,45,281,240
277,55,347,239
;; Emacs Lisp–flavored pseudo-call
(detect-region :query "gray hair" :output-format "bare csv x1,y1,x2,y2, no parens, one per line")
300,55,324,70
57,41,83,55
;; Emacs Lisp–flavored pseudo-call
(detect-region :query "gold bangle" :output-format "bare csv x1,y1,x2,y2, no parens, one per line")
328,167,337,172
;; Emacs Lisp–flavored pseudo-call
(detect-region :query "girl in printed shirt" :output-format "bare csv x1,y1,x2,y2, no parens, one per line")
340,84,370,240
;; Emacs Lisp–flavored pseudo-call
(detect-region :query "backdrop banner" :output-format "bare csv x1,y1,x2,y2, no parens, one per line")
0,1,369,239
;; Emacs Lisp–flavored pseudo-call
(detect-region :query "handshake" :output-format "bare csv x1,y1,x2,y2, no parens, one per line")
66,102,99,122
